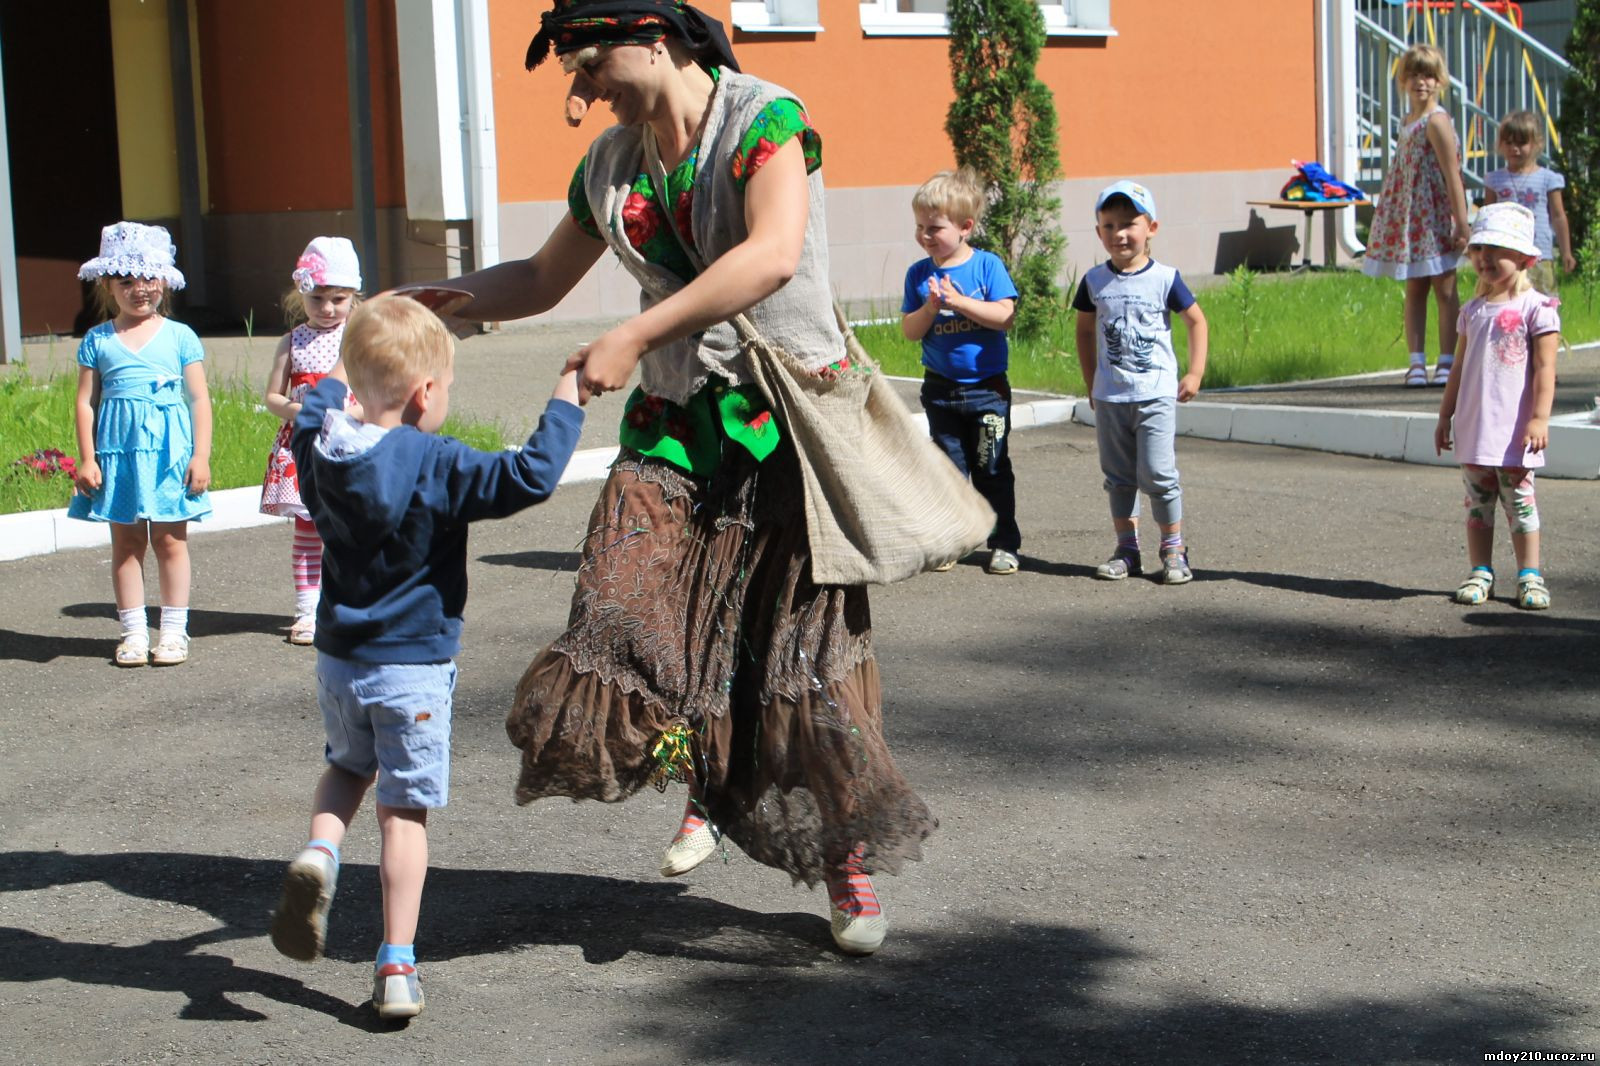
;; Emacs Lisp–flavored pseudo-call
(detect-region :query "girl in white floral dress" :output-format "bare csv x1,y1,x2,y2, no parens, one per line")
1362,43,1471,388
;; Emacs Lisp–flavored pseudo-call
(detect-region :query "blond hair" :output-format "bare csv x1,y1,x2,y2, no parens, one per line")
1472,265,1534,300
340,295,454,409
1397,43,1449,100
1497,109,1544,150
281,285,362,328
92,276,174,321
912,166,987,226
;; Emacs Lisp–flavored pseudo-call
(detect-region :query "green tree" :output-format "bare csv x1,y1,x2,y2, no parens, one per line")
1558,0,1600,261
945,0,1065,337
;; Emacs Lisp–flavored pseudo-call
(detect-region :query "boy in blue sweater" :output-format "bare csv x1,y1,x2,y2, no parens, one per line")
269,295,583,1020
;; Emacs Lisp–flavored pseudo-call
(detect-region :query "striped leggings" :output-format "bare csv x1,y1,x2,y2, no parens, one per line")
292,516,323,615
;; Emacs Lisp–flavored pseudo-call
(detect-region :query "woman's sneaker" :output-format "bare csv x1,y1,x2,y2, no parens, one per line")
660,807,721,877
1160,549,1193,585
373,963,424,1020
270,847,337,961
826,849,886,955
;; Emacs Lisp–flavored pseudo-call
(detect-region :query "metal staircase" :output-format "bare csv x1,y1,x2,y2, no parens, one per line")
1354,0,1572,195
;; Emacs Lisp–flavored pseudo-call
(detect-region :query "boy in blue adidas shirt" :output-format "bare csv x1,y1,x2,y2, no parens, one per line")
1073,180,1208,585
269,295,583,1020
902,167,1022,575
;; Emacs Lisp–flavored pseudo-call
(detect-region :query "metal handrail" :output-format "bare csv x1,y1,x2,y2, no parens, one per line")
1462,0,1570,69
1353,2,1569,197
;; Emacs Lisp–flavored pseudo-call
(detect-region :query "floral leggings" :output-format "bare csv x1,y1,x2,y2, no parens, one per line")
1461,465,1539,533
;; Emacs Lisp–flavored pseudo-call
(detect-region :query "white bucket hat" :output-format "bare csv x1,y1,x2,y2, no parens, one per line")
78,222,186,289
291,236,363,293
1470,202,1539,258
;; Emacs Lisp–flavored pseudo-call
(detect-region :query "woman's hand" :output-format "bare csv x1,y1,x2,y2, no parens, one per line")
1434,416,1453,455
186,456,211,496
382,285,478,338
74,458,102,495
565,325,647,405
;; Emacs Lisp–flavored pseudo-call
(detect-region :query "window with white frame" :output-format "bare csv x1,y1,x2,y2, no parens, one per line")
857,0,1115,37
732,0,824,33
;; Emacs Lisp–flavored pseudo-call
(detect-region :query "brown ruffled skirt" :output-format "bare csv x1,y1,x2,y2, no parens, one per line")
506,441,935,885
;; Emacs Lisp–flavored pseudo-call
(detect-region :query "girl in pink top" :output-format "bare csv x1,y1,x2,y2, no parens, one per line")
1434,202,1560,611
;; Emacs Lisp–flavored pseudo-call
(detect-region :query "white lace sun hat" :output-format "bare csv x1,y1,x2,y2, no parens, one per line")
1470,202,1540,259
291,236,363,293
78,222,186,289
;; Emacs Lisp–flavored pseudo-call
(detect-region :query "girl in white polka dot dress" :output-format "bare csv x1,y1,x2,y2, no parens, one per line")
261,237,363,645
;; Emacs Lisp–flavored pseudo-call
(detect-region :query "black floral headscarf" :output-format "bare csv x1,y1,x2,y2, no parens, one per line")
525,0,740,73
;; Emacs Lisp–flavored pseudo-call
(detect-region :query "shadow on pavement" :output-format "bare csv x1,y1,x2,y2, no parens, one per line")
1201,569,1438,601
479,549,584,572
0,925,360,1025
0,850,1576,1059
58,602,287,639
0,629,115,663
639,948,1564,1065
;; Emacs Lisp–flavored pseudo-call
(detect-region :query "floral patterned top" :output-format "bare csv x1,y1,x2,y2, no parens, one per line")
567,78,821,477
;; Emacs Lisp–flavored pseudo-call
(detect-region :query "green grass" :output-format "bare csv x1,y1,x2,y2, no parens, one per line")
854,269,1600,392
0,368,509,516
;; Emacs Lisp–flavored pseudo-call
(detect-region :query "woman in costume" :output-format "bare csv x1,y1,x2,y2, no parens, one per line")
434,0,935,954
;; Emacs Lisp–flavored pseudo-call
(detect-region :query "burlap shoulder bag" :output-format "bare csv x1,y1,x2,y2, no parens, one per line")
729,308,995,585
598,122,994,585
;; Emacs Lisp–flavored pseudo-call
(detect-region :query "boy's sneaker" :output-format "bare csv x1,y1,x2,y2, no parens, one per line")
373,962,424,1020
1160,549,1193,585
270,847,337,962
1095,550,1142,580
985,549,1020,575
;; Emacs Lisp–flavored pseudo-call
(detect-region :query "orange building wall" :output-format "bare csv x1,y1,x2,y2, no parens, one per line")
489,0,1317,202
195,0,405,214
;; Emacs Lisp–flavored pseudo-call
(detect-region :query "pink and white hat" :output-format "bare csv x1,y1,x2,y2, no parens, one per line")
78,222,186,288
1470,202,1539,259
291,236,363,293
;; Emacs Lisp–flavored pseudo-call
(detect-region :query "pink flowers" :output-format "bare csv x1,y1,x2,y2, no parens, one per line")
1495,306,1525,333
12,448,76,480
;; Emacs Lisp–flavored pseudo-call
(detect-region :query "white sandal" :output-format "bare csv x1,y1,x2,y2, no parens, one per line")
151,631,189,666
1404,362,1429,388
1431,356,1454,387
114,636,149,668
1452,570,1493,606
288,615,316,646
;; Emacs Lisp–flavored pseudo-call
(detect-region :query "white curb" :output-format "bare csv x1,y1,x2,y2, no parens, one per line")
2,392,1586,563
1072,399,1600,480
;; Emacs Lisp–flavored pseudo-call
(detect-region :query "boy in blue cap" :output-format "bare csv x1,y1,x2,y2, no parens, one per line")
1073,180,1209,584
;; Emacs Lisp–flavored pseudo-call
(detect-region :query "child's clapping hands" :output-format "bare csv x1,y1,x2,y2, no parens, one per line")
925,275,965,309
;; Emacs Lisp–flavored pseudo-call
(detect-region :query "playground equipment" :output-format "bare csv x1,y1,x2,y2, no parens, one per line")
1354,0,1571,194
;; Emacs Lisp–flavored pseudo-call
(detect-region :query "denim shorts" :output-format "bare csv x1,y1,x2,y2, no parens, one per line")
316,653,457,809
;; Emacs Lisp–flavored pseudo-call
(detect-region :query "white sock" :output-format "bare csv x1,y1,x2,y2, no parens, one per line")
159,606,189,636
294,588,320,618
1438,352,1453,365
118,607,147,640
1409,352,1427,366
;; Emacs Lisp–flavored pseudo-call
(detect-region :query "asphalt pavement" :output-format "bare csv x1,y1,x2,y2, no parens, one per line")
1,344,1596,1063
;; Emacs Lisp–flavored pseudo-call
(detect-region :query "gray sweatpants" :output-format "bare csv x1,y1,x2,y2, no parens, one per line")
1095,396,1183,526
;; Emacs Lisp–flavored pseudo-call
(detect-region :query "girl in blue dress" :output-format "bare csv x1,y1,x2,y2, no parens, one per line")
71,222,212,667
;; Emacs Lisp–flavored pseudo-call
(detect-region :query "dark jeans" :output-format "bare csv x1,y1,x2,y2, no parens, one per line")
920,371,1020,552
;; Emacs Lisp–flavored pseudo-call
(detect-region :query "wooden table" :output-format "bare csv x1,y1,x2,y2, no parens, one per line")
1246,199,1359,270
